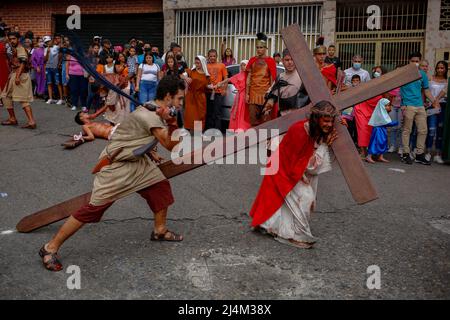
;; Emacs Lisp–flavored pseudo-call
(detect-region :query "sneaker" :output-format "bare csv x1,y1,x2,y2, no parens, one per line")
388,145,396,153
425,153,432,162
46,99,56,104
415,153,431,165
397,147,403,155
81,107,88,113
434,155,444,164
401,153,413,165
56,99,64,105
71,106,77,111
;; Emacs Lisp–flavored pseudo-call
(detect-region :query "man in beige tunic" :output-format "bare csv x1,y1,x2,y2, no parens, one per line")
39,76,186,271
1,31,36,128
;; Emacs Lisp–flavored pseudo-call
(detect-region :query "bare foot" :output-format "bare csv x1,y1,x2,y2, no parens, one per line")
377,156,390,163
365,156,376,164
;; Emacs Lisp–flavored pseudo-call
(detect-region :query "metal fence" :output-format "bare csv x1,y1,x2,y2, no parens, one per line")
336,1,427,71
175,5,322,67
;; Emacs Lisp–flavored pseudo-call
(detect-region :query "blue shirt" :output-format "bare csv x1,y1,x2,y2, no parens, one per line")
137,54,144,65
400,69,429,106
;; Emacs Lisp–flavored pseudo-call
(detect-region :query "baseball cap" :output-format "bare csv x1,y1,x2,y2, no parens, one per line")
43,36,52,43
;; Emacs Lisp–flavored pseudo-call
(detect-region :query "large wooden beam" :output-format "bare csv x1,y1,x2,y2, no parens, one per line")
280,24,417,204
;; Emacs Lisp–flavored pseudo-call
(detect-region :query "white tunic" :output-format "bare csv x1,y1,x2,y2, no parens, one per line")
261,141,332,243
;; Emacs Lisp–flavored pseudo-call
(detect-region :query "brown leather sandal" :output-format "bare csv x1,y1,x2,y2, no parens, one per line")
21,123,37,129
1,119,18,126
151,229,183,241
39,245,63,271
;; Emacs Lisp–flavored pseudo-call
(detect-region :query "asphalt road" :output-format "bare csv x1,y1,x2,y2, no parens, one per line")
0,100,449,299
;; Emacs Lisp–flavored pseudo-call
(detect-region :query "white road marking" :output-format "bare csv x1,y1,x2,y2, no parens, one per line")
388,168,406,173
1,229,15,235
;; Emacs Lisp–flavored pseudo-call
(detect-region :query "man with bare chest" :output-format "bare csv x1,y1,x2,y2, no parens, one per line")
74,111,115,141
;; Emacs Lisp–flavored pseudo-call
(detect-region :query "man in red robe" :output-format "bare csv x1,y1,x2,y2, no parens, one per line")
313,44,337,94
245,32,277,126
250,101,338,249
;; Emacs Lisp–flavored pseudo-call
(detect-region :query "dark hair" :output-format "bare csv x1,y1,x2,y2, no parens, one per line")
165,54,178,72
105,53,114,60
408,52,422,60
143,52,154,64
74,112,84,125
371,65,386,75
328,44,336,48
208,49,218,56
53,33,62,38
24,30,33,40
282,48,290,58
351,74,361,81
170,42,180,50
7,31,20,38
156,75,186,100
308,100,337,143
273,52,281,58
222,47,234,61
117,52,126,63
102,39,111,45
435,60,449,78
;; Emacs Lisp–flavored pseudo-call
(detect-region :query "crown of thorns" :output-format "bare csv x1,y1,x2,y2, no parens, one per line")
310,100,338,117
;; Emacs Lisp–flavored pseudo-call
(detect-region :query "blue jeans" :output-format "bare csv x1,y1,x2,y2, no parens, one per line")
138,80,157,104
426,102,446,151
388,107,402,149
69,75,88,108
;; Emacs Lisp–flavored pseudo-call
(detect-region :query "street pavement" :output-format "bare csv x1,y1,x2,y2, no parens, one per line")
0,100,449,299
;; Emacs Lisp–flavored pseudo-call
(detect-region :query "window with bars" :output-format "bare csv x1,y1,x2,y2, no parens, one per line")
441,0,450,30
337,0,427,32
175,5,322,66
336,1,426,71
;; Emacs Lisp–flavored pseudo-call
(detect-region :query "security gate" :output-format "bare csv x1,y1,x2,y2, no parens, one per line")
175,5,322,67
335,1,427,71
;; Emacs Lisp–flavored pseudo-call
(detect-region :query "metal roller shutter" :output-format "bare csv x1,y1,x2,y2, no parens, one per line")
54,13,164,50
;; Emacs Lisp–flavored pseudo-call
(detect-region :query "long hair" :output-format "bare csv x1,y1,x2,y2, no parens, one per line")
435,60,448,78
308,100,338,144
222,47,234,61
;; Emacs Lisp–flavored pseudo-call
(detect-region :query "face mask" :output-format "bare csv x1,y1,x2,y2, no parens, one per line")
373,72,381,78
353,63,361,70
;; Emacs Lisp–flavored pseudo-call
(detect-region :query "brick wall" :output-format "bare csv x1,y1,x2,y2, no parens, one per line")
0,0,162,37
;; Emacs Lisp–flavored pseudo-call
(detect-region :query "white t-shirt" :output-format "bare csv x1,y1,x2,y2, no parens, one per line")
344,67,371,86
139,63,159,82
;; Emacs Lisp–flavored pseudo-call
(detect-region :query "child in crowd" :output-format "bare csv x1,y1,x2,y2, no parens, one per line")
366,98,398,163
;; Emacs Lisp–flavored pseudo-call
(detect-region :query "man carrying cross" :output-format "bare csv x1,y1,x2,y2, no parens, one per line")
250,101,338,248
39,76,185,272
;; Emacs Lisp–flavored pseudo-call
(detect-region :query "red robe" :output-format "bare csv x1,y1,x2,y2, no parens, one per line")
354,95,382,147
250,120,315,226
0,39,9,91
245,56,279,119
245,56,277,83
321,63,337,87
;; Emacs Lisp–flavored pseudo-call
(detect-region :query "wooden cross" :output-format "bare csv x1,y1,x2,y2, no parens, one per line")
16,24,421,233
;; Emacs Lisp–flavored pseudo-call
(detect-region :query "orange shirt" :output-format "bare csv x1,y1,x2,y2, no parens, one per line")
207,62,227,94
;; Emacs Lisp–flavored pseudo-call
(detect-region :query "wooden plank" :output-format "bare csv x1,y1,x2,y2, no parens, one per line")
16,192,91,233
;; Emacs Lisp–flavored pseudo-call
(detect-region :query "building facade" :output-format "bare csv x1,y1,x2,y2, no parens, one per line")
1,0,449,71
